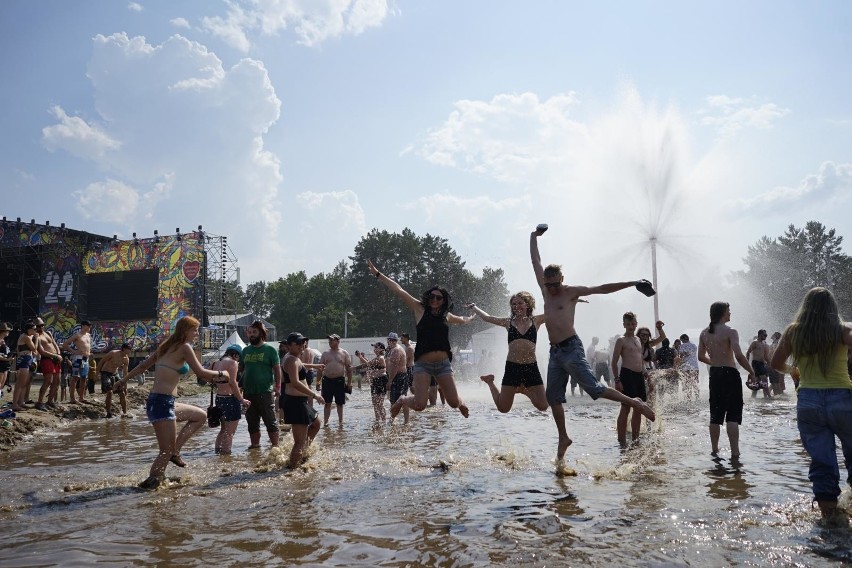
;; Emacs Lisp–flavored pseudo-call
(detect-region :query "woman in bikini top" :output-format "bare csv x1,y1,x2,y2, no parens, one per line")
466,292,549,413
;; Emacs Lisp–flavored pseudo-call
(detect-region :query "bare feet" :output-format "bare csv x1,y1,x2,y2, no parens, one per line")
480,374,495,385
557,435,573,460
634,398,656,421
458,402,469,418
390,399,403,420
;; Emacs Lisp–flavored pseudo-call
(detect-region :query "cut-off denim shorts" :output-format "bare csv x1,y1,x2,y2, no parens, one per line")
413,358,453,379
146,392,176,423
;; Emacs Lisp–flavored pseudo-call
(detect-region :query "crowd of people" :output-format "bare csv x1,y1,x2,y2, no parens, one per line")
2,224,852,524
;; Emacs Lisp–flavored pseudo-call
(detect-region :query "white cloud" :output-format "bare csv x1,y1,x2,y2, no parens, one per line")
73,179,140,221
700,95,790,136
201,0,391,51
42,105,122,159
738,161,852,215
170,17,191,29
46,32,286,280
127,2,143,12
417,92,586,186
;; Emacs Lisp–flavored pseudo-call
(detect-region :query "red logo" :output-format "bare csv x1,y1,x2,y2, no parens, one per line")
183,260,200,282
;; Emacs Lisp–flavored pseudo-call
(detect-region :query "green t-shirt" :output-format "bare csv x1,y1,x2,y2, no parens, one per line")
241,343,281,395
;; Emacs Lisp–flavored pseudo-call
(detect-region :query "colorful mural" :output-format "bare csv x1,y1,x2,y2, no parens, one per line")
79,235,205,351
1,221,208,352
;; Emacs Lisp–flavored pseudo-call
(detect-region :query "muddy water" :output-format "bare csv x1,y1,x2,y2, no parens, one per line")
1,375,851,567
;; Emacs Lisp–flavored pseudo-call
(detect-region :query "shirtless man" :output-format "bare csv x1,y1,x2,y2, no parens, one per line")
531,225,656,461
99,343,131,418
319,334,353,427
587,337,612,387
60,320,92,404
34,318,62,410
385,332,410,423
400,333,415,394
697,301,755,459
746,329,772,398
611,315,666,446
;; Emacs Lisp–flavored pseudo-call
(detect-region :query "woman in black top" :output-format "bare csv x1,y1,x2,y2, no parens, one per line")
367,260,476,422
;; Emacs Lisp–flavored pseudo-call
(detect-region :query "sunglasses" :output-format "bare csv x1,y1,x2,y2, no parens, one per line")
544,283,561,289
429,293,444,301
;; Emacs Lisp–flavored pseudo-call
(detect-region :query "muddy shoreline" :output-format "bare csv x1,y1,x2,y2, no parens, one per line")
0,378,208,452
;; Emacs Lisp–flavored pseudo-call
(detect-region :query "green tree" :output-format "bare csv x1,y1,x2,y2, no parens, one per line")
244,280,273,319
738,221,851,323
348,228,509,347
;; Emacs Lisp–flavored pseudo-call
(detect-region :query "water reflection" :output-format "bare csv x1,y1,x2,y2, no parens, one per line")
2,381,852,565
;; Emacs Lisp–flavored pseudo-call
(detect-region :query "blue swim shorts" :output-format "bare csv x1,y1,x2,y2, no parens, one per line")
146,392,176,423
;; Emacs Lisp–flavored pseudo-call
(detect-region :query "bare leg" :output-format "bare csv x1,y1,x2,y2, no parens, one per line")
105,390,113,416
435,374,468,417
12,369,29,410
617,403,630,446
150,420,178,478
428,384,438,406
118,390,127,414
524,385,549,411
391,373,432,420
709,423,721,454
324,403,332,426
630,408,643,441
726,421,740,457
48,373,59,405
173,403,206,455
550,403,573,460
481,374,514,413
288,424,307,467
336,403,344,426
216,420,240,454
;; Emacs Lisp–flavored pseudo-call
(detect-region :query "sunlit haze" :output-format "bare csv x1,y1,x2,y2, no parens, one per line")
3,1,851,340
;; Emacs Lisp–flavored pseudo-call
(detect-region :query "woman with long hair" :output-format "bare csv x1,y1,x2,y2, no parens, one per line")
467,292,548,412
771,287,852,523
115,316,228,489
367,260,475,423
210,345,250,455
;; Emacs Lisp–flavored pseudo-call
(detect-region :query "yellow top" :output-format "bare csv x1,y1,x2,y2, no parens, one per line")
798,345,852,389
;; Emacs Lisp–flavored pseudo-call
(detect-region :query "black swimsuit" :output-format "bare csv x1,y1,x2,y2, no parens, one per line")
507,319,537,344
502,318,544,389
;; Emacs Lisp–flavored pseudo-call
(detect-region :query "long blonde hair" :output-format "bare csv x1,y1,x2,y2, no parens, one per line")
785,287,843,377
156,316,200,359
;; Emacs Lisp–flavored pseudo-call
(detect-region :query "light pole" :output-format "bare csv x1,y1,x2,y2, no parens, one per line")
344,311,353,338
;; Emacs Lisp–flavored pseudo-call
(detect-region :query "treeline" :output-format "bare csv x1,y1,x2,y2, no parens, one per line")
237,228,510,345
735,220,852,324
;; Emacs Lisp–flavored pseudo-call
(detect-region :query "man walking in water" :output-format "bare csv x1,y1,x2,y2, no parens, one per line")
530,225,656,461
698,302,756,459
61,320,92,404
400,333,415,394
386,332,410,423
99,343,131,418
746,329,772,398
319,334,352,427
242,321,282,450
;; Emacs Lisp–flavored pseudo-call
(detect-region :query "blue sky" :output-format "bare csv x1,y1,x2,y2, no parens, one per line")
2,1,851,334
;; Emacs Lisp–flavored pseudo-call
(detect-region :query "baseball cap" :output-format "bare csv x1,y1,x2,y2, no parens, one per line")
371,342,386,350
327,334,341,340
285,332,307,344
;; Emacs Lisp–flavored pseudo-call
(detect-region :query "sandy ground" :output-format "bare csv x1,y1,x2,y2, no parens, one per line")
0,376,208,452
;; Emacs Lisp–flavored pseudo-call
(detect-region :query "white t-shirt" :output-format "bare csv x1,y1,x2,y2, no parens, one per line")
678,342,698,370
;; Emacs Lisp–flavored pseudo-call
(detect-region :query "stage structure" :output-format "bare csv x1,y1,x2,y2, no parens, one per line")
0,218,239,352
200,232,240,351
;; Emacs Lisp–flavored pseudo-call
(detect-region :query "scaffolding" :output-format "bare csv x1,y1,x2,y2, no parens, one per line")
200,231,240,350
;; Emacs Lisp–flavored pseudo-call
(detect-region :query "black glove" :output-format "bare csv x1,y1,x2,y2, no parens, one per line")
635,279,656,297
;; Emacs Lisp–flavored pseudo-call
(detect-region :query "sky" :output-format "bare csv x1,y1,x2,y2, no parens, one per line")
2,0,851,338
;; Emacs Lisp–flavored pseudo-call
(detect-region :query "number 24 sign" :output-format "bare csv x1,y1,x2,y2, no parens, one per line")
44,271,74,305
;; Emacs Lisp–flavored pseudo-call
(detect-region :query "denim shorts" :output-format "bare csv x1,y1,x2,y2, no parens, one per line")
146,393,176,423
546,336,606,404
216,395,242,422
72,357,90,378
797,388,852,502
413,358,453,379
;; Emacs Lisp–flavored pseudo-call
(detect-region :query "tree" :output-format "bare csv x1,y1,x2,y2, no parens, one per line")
244,280,273,319
348,228,509,346
737,221,851,324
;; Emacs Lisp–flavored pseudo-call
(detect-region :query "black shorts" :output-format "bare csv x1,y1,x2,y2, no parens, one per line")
752,360,769,377
389,372,408,404
100,371,123,393
618,368,647,401
281,394,318,425
371,376,388,397
305,370,316,386
501,360,544,388
709,366,744,425
322,377,347,406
